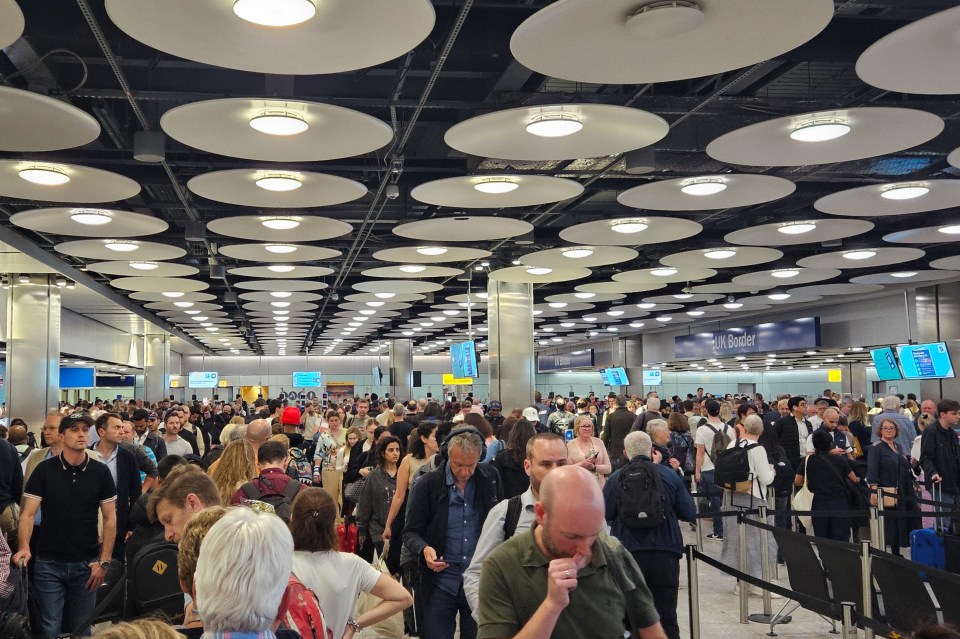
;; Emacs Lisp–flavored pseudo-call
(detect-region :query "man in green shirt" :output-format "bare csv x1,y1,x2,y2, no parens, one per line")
477,465,666,639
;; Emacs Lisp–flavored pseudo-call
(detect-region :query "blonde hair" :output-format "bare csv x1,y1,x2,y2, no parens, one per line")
178,506,228,593
93,618,187,639
268,434,291,449
210,440,256,506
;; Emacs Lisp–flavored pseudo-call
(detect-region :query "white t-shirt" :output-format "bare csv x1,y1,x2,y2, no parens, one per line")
727,438,775,499
694,420,729,472
164,436,193,457
292,550,382,638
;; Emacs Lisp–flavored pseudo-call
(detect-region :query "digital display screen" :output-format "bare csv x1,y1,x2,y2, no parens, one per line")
897,342,955,379
450,341,478,379
60,367,95,388
642,369,662,386
870,347,903,381
292,371,322,387
601,367,629,386
188,371,219,388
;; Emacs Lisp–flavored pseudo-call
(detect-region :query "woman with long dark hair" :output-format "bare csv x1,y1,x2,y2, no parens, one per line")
382,422,439,543
357,435,402,570
491,419,536,498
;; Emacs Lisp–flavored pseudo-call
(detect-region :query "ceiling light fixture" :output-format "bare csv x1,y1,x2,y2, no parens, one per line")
574,292,596,299
843,249,877,260
768,292,791,301
789,116,851,142
271,301,291,308
625,1,706,37
687,310,705,316
474,177,519,194
104,240,139,253
398,264,427,273
881,183,929,200
374,292,396,299
650,267,678,277
548,302,568,309
607,309,625,316
673,293,693,300
890,271,918,278
657,316,673,322
416,246,447,256
267,264,295,273
778,221,818,235
704,248,737,260
162,291,184,298
233,0,317,28
193,316,209,322
771,268,800,279
261,217,301,230
255,174,302,192
525,112,584,138
637,303,656,310
248,109,308,136
938,225,960,235
359,309,377,315
174,301,194,308
681,178,727,196
18,164,70,186
723,301,744,309
184,310,200,315
526,266,553,276
630,321,645,328
264,243,297,254
610,218,649,234
561,246,594,259
69,208,112,226
129,261,159,271
270,291,293,298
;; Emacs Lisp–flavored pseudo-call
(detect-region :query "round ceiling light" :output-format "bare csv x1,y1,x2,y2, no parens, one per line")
625,1,706,38
548,302,567,309
778,221,818,235
843,249,877,260
270,292,293,298
271,301,291,308
607,309,625,316
174,301,194,308
562,246,594,259
261,217,301,230
771,268,800,279
637,303,657,309
525,112,584,138
526,266,553,276
610,219,649,234
574,292,596,299
723,301,744,309
233,0,317,28
687,310,705,316
650,267,678,277
704,248,737,260
768,292,791,301
267,264,296,273
881,183,929,200
129,261,159,271
18,165,70,186
680,178,727,196
673,293,693,300
162,291,184,298
374,292,396,299
416,246,448,256
657,315,674,322
69,208,112,226
474,178,519,194
248,109,308,136
890,271,918,278
789,117,851,142
255,174,303,192
398,264,427,273
104,240,139,253
939,225,960,235
264,243,297,254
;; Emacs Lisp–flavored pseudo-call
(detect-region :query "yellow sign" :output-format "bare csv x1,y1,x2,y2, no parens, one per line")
218,379,229,387
152,560,168,575
828,369,842,383
443,373,474,385
170,379,180,388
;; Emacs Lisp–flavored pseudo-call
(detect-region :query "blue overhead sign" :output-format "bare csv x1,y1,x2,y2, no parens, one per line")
674,317,821,359
292,371,323,387
537,349,595,372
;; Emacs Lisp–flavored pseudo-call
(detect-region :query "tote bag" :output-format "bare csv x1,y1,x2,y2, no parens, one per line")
791,462,814,533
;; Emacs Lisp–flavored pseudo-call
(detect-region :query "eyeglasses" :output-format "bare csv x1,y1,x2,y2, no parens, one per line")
880,426,897,431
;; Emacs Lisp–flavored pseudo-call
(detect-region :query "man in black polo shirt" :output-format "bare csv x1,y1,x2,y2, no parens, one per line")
13,413,117,639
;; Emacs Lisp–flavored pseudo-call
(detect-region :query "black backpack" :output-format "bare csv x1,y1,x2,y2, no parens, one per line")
0,611,29,639
713,438,759,490
502,495,524,540
127,540,184,623
240,475,301,522
615,458,666,529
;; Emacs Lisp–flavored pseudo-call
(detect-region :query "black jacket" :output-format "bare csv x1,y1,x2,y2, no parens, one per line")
138,430,167,461
0,439,23,512
920,424,960,494
774,415,812,470
601,407,636,460
111,445,143,535
490,448,529,499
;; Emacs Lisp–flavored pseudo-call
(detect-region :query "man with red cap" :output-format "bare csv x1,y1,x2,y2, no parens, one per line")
281,406,305,450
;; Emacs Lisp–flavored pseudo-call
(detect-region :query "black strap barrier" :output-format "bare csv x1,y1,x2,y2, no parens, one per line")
766,508,870,518
693,508,760,520
741,516,865,551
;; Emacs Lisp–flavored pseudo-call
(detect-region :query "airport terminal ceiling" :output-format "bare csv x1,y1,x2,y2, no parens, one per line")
2,0,960,360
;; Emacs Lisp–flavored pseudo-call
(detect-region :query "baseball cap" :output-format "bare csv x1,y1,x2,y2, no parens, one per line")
147,411,159,421
522,407,539,422
488,400,502,411
281,406,301,425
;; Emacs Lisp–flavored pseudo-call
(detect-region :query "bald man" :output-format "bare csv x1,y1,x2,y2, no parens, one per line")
477,465,666,639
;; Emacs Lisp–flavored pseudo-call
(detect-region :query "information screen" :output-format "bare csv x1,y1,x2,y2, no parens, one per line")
897,342,955,379
292,371,322,387
870,347,903,381
60,367,95,388
188,371,219,388
601,367,629,386
450,341,477,379
642,369,662,386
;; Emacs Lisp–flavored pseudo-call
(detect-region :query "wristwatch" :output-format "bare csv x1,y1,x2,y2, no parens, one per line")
345,617,362,633
98,560,111,570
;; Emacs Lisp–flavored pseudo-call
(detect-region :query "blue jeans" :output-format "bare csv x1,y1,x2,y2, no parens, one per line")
699,470,723,536
421,584,476,639
34,557,96,639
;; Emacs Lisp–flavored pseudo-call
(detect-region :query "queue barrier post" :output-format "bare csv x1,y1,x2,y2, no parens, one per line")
758,503,772,616
860,540,874,639
874,487,885,550
738,510,749,624
841,601,855,637
868,505,880,550
685,544,700,639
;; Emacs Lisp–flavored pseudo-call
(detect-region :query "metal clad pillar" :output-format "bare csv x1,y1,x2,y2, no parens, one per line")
7,275,60,436
488,280,535,412
390,339,414,401
620,336,644,397
144,333,171,403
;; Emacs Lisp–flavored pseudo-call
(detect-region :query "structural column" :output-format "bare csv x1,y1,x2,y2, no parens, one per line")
390,339,414,401
7,275,60,436
847,362,867,401
143,333,171,403
619,336,644,397
488,280,535,412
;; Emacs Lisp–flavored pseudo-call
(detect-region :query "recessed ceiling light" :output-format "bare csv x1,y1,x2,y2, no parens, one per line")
881,183,929,200
542,327,554,332
673,293,693,300
607,309,625,316
256,174,302,192
939,225,960,235
104,240,139,252
681,178,727,196
610,219,649,234
629,321,645,328
267,264,296,273
416,246,448,256
778,221,818,235
248,109,309,135
270,291,293,298
562,246,594,259
398,264,427,273
429,315,443,322
704,248,737,260
374,292,396,299
199,322,213,327
526,266,553,276
768,292,791,301
233,0,316,27
574,292,596,299
69,208,112,225
18,164,70,186
805,350,817,355
525,112,584,138
273,310,289,315
442,309,460,316
735,356,746,360
636,303,656,310
771,268,800,279
261,217,301,230
850,346,864,352
359,309,376,315
687,310,705,316
605,327,617,333
184,309,200,315
560,322,575,328
657,316,673,322
264,243,297,254
129,261,159,271
890,271,918,278
650,267,678,277
582,315,597,322
271,301,291,308
161,291,184,298
474,177,519,194
173,301,194,308
548,302,568,309
789,117,851,142
193,316,209,322
843,249,877,260
723,302,743,309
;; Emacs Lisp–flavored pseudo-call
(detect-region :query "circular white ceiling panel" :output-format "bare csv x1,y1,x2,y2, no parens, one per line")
105,0,435,75
11,207,166,238
353,280,443,294
394,216,534,242
796,247,925,269
613,266,717,285
734,294,822,306
361,265,464,279
242,301,318,313
339,301,412,312
444,103,668,161
207,216,352,242
343,293,424,303
228,265,334,279
0,0,24,48
850,270,960,285
489,266,592,284
883,225,960,244
410,175,583,208
234,280,327,292
574,281,667,294
618,175,795,211
372,246,491,264
535,301,594,313
643,293,724,304
559,216,702,246
814,180,960,217
509,0,833,84
725,219,874,246
856,6,960,95
706,108,944,167
660,246,782,269
187,169,366,208
0,87,101,151
54,239,186,261
930,256,960,271
217,243,340,263
544,292,625,304
696,302,773,313
520,245,638,269
88,261,198,277
145,301,221,312
731,267,841,288
238,291,323,303
949,148,960,170
129,291,215,302
689,282,758,294
111,277,208,293
0,161,140,203
787,283,885,297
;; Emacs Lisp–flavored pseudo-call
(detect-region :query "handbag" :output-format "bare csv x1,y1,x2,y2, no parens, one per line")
356,542,404,639
791,463,814,533
869,487,898,508
344,477,366,503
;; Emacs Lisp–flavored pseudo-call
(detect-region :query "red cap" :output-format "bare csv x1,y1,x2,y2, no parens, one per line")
281,406,301,425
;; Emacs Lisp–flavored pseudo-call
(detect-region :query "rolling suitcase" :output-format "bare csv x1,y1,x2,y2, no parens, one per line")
911,484,952,572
